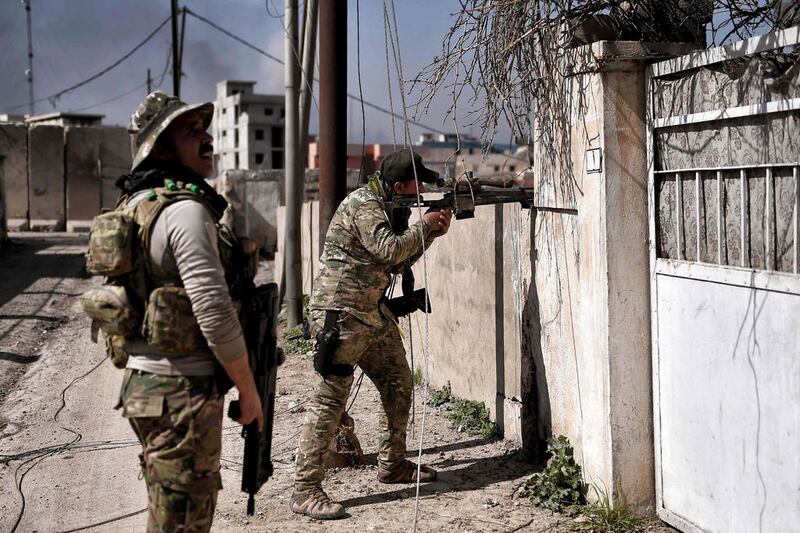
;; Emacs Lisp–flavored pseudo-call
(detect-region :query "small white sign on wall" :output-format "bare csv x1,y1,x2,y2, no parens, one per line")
585,148,602,173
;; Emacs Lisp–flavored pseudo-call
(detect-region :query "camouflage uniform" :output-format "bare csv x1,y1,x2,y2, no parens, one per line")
119,370,223,532
294,185,430,492
103,91,243,532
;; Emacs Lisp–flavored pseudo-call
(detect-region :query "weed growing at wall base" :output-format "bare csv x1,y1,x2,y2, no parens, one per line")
520,435,646,532
412,367,424,386
426,382,497,438
520,435,585,515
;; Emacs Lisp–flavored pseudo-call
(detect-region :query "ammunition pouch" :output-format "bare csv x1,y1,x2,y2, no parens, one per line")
383,288,431,318
80,285,140,337
85,210,136,277
142,287,205,353
314,311,354,378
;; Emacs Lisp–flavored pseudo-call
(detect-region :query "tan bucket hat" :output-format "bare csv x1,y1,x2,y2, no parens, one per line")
128,90,214,171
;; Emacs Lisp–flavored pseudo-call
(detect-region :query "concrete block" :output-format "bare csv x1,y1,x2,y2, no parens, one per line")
0,123,29,223
65,127,102,230
99,127,131,211
28,124,65,230
213,170,279,253
502,397,523,443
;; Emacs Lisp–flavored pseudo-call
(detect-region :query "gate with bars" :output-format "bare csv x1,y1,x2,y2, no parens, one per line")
647,27,800,532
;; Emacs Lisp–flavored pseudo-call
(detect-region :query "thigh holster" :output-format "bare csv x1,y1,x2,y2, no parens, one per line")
314,311,354,378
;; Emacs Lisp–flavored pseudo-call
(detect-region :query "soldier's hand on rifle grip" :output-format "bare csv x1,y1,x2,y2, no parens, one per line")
425,208,453,240
236,388,264,432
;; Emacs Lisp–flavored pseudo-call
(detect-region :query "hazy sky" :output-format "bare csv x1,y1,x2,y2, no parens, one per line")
0,1,499,144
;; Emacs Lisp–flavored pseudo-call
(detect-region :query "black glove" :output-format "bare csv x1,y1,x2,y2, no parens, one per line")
384,288,431,318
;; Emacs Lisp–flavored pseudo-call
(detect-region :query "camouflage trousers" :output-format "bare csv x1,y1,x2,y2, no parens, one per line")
294,310,412,492
119,369,224,533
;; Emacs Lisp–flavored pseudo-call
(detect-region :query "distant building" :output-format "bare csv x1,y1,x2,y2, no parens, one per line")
25,112,104,127
414,133,528,180
0,113,26,124
213,80,285,172
307,137,394,180
306,133,528,184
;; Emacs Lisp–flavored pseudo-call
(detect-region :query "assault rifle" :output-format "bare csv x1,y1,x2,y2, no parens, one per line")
383,171,534,220
227,282,283,516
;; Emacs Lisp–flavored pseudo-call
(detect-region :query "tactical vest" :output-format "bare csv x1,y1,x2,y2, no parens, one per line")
81,179,253,368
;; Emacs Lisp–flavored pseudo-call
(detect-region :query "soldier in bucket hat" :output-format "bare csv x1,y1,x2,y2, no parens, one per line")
291,149,453,519
112,91,263,532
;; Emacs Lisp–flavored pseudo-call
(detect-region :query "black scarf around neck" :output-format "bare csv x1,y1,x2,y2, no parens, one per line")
115,160,228,216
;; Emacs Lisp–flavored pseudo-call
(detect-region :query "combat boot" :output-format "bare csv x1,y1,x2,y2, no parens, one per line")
290,487,346,520
377,459,438,484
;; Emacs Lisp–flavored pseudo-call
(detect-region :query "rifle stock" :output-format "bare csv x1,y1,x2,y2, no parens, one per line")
227,282,282,516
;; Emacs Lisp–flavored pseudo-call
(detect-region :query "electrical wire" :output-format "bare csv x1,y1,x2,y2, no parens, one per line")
184,8,448,135
2,16,171,113
68,82,148,113
8,357,107,533
383,2,435,530
356,0,367,180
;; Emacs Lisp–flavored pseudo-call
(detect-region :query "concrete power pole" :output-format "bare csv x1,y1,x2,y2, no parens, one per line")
284,0,303,327
318,0,347,254
298,0,318,169
171,0,181,97
23,0,34,116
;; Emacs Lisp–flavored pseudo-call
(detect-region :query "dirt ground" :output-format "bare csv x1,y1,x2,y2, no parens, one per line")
0,234,674,532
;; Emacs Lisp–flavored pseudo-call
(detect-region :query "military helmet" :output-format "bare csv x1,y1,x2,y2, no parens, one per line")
128,90,214,171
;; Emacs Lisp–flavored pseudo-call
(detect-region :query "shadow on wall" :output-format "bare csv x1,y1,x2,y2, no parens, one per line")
521,207,551,460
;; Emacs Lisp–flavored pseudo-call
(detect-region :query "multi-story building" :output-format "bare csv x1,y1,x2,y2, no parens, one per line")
213,80,285,172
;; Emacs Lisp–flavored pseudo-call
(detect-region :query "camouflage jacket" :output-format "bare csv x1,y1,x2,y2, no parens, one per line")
309,186,430,327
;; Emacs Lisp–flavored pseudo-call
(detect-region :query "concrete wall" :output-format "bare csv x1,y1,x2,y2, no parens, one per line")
99,127,132,211
275,201,321,293
405,205,532,444
0,123,29,229
65,127,102,231
28,124,65,230
213,170,280,253
0,124,130,232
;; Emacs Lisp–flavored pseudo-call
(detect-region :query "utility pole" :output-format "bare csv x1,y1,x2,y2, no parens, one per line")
22,0,34,116
298,0,318,173
284,0,303,327
170,0,181,97
147,68,152,94
318,0,347,253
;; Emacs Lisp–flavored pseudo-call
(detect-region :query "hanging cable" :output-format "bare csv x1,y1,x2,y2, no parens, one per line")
382,3,399,149
2,16,171,113
69,46,172,113
356,0,367,180
382,2,434,530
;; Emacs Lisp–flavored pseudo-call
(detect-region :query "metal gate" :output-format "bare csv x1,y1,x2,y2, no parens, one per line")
647,27,800,533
